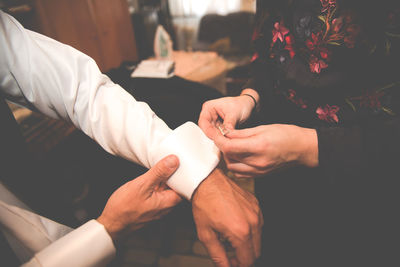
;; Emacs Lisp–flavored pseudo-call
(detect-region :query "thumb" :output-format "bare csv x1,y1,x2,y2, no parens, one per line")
143,155,179,188
158,189,182,209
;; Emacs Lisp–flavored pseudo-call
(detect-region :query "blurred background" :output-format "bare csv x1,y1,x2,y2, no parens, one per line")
1,1,256,266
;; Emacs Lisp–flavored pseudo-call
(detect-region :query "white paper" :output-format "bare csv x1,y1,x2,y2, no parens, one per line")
131,60,175,78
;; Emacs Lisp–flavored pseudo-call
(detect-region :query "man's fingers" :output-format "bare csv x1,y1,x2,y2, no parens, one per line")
143,155,179,188
253,212,264,259
231,234,256,267
199,231,230,267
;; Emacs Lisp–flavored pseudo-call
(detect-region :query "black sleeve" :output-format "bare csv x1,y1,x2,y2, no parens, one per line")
317,118,400,184
241,59,276,111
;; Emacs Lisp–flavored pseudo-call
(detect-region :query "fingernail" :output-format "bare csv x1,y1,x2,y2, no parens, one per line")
165,155,178,169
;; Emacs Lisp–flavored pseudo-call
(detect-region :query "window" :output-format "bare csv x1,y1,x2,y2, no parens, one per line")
168,0,255,17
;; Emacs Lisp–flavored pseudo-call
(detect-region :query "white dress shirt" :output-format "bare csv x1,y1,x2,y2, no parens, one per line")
0,10,219,266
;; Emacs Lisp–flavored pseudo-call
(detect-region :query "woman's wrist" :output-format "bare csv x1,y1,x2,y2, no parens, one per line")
240,88,260,111
297,127,319,168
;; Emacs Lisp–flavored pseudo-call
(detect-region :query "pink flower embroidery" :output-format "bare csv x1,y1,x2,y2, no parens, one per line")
320,0,336,13
332,17,344,33
309,55,328,73
316,104,340,123
284,35,296,58
305,33,319,51
272,22,289,44
305,33,331,61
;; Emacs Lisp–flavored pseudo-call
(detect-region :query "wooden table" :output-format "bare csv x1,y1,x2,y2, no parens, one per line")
172,51,228,95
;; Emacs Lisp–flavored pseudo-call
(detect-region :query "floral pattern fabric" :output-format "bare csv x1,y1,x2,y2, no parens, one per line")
251,0,399,124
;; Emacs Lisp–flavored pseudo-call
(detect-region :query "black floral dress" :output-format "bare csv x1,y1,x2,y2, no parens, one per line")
247,0,400,266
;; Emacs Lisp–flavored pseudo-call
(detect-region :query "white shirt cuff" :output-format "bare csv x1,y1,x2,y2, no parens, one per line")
150,122,220,200
23,220,115,267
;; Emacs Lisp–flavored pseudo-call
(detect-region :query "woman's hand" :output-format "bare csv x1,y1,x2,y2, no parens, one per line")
214,124,319,178
97,155,182,242
198,89,259,140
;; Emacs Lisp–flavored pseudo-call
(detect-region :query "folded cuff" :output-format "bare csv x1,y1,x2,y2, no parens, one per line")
150,122,220,200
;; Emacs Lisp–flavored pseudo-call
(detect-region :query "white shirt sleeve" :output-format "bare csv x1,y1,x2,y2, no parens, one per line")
0,10,219,267
1,184,114,267
21,220,115,267
0,11,219,199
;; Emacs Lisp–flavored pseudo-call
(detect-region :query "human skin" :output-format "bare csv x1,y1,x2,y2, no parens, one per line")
97,155,182,241
214,124,319,178
199,89,319,178
97,154,263,267
192,168,263,267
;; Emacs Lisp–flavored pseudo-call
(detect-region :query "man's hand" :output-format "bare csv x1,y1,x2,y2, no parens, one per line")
198,90,258,140
192,168,263,267
215,124,319,178
97,155,182,242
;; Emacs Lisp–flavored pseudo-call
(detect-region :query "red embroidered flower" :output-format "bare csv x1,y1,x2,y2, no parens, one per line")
284,35,296,58
320,0,336,13
306,33,331,72
305,32,320,51
316,104,340,123
332,17,344,33
272,22,289,44
319,47,331,60
309,55,328,73
306,33,331,59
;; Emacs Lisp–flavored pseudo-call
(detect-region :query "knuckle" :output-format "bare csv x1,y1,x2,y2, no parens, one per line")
255,159,269,169
202,101,211,110
197,231,212,243
252,160,263,169
231,222,251,241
